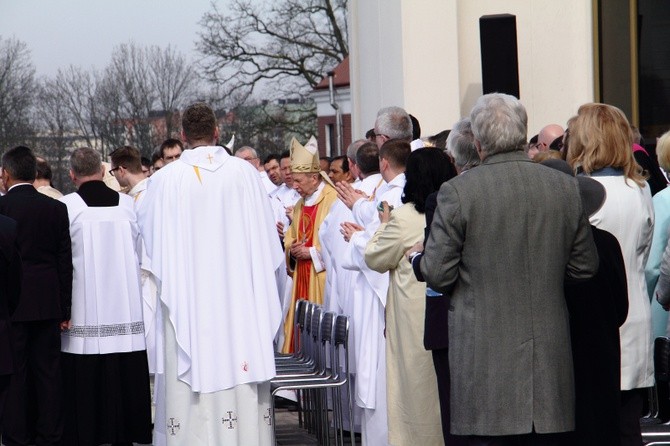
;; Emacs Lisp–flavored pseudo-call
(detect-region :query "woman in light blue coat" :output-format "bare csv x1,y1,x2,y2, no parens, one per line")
645,130,670,338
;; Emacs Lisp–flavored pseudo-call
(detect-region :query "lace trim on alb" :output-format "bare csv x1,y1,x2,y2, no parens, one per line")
64,321,145,337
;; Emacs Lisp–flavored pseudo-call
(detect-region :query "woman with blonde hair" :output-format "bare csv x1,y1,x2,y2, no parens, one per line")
646,130,670,338
567,103,654,446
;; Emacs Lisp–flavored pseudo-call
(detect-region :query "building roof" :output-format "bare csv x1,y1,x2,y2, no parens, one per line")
314,56,350,90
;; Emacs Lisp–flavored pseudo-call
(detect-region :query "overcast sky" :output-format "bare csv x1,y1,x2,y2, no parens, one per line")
0,0,222,77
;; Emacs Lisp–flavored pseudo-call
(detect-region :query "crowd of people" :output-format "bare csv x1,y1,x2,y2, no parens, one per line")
0,94,669,446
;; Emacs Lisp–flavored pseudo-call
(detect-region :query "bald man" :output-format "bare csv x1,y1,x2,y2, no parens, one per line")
537,124,564,154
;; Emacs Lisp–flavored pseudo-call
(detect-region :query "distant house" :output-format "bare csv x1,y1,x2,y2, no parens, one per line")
311,57,352,158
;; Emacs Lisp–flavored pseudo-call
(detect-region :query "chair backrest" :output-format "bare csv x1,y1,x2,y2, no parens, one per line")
296,299,307,329
310,306,322,342
304,302,315,337
320,312,335,345
334,314,349,347
292,299,308,353
331,315,350,375
655,336,670,382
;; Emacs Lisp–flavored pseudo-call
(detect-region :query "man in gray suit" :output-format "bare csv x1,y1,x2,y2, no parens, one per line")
420,93,598,445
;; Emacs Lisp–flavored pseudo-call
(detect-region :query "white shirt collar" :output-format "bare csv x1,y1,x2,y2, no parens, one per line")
129,178,149,198
304,180,326,206
8,182,32,192
387,172,406,188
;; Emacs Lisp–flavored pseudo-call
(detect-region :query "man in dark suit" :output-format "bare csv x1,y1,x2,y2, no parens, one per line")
0,146,73,446
0,214,22,425
420,94,599,445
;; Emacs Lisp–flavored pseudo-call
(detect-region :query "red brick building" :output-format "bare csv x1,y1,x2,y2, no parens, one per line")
311,57,352,158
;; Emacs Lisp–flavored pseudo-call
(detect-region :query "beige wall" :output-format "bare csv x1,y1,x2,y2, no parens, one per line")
350,0,595,140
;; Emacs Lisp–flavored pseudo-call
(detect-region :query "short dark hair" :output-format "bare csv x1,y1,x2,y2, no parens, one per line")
70,147,101,177
36,156,53,181
549,135,563,151
151,149,162,164
330,155,349,173
379,139,411,170
160,138,184,158
2,146,37,182
182,103,216,143
409,114,421,140
264,153,281,165
402,148,456,213
280,150,291,161
141,157,151,169
365,128,376,140
110,145,143,174
427,129,451,149
355,142,380,175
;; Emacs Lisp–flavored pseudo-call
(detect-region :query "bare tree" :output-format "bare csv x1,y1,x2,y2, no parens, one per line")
0,36,37,148
49,66,103,151
147,45,198,140
197,0,348,103
221,99,317,158
103,42,156,157
36,78,74,191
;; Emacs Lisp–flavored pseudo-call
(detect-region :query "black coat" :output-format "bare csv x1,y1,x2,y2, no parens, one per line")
564,226,628,445
0,184,72,321
0,214,21,376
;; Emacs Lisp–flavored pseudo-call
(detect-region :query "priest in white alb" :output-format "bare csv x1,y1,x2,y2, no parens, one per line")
138,102,284,446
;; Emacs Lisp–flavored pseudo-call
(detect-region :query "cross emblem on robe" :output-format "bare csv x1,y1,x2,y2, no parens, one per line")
206,153,214,164
264,408,272,426
167,417,180,435
222,410,238,429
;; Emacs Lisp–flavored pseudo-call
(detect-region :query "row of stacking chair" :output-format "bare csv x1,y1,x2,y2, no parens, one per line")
271,300,355,446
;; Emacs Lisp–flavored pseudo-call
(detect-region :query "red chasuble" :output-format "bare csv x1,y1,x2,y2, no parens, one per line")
293,203,319,302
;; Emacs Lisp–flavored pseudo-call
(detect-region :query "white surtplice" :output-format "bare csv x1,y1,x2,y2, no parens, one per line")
130,177,159,373
341,172,405,446
60,192,145,355
138,146,284,446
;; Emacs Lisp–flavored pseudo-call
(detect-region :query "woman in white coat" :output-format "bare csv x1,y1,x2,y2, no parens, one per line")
567,103,654,446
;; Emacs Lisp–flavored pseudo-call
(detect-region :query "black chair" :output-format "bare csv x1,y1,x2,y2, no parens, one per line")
275,299,309,362
271,313,355,446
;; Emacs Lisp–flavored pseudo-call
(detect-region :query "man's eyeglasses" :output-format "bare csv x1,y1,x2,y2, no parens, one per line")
109,166,122,176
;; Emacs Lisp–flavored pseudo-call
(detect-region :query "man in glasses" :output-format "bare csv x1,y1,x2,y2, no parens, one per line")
109,146,149,204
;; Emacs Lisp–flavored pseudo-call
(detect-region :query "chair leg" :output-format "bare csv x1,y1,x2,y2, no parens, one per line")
347,377,356,446
270,392,278,446
333,385,344,446
321,387,330,446
296,390,304,428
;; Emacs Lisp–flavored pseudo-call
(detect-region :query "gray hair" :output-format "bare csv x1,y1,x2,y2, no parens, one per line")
235,146,258,158
346,139,368,162
470,93,527,157
375,106,413,141
70,147,102,177
446,118,480,171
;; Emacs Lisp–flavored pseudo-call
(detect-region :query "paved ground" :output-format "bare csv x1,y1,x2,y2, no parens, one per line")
274,401,358,445
275,407,320,446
